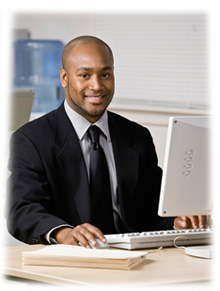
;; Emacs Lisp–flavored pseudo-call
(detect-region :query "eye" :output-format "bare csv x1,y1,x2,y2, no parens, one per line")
81,74,89,78
102,73,110,78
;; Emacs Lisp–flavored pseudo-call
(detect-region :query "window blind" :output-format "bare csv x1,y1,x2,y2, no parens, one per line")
95,14,209,109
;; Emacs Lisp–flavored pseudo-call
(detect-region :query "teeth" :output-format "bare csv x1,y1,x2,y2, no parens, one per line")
87,96,102,99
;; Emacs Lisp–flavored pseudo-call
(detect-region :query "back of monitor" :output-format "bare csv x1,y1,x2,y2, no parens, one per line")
9,88,34,131
158,116,212,217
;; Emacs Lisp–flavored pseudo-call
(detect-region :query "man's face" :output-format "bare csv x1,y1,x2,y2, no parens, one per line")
60,43,115,123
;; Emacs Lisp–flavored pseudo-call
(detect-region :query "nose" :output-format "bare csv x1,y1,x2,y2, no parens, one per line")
89,75,103,91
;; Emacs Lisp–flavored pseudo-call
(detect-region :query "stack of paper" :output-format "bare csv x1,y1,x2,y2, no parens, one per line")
22,245,147,270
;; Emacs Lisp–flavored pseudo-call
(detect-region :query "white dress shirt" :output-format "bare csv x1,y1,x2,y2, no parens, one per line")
45,100,122,243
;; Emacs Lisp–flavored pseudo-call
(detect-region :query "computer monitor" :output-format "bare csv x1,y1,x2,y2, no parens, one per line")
158,116,212,217
9,88,34,131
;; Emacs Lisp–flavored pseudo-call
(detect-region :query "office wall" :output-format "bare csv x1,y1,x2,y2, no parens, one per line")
96,14,208,108
0,6,216,114
12,13,96,44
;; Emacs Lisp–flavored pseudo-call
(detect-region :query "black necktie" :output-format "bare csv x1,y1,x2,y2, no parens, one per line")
88,125,116,234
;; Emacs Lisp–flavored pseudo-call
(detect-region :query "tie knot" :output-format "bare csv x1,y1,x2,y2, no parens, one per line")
88,125,101,144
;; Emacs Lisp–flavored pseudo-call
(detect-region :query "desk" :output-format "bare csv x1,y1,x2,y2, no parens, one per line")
3,245,214,289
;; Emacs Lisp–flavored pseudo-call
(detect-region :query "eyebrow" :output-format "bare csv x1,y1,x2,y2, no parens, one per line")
76,66,113,73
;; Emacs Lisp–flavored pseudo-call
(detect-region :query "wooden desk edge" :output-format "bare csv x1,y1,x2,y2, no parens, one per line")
0,269,216,291
0,269,80,291
0,245,216,291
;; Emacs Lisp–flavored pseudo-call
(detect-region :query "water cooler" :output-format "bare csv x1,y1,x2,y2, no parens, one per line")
14,39,65,113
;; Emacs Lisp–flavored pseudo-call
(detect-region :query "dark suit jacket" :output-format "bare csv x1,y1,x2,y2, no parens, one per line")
6,102,174,244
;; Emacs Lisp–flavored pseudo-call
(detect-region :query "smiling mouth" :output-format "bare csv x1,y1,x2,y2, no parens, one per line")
85,95,104,99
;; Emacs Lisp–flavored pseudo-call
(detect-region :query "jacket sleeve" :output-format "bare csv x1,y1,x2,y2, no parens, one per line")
5,130,68,245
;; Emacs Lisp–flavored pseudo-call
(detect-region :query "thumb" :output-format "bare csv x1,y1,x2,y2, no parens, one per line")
174,216,189,229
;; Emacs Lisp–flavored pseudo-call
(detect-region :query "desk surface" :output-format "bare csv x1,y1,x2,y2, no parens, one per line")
3,245,214,288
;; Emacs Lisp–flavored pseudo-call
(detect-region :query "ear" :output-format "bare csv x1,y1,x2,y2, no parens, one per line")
60,68,68,88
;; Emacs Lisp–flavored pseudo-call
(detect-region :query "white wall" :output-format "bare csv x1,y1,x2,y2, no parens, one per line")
96,14,209,108
12,13,96,44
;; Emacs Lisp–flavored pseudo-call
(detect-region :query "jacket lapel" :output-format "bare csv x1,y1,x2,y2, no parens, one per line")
54,104,91,223
52,105,140,226
108,112,139,222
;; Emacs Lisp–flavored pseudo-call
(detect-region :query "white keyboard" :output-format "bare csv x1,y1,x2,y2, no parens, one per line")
105,228,214,250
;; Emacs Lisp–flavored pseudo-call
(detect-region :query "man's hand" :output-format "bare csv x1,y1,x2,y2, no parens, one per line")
174,215,212,230
51,223,107,248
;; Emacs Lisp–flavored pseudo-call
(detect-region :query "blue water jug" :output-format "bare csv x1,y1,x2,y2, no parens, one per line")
14,40,65,112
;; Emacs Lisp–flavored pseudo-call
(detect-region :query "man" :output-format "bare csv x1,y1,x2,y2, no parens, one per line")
6,36,210,249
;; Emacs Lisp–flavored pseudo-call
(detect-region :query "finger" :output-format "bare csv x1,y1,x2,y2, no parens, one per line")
83,223,107,243
174,216,189,229
72,225,95,248
74,231,93,249
199,215,214,229
73,224,107,248
187,216,199,229
205,215,212,228
197,215,206,229
206,215,214,228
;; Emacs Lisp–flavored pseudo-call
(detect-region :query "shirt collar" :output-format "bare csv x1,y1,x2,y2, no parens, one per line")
64,100,111,142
